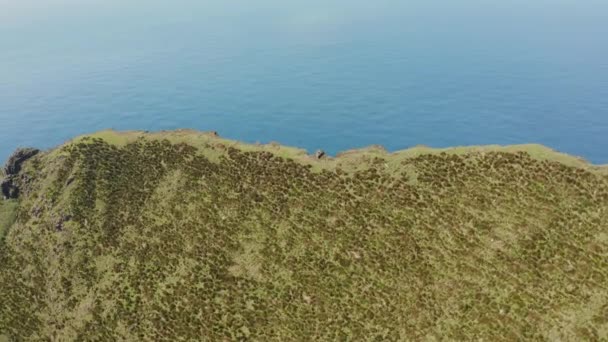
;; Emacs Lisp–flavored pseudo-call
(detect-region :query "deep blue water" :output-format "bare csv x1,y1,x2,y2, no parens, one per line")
2,0,608,163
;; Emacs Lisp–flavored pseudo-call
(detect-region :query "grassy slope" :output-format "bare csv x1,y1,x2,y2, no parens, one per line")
0,130,607,340
0,200,18,243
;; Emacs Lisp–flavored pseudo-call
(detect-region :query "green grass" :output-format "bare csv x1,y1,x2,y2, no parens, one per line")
0,200,18,243
0,130,607,340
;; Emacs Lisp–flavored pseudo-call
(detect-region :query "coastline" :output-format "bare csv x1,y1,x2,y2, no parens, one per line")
49,129,608,174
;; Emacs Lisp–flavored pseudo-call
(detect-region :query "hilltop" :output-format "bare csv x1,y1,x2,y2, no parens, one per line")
1,130,607,341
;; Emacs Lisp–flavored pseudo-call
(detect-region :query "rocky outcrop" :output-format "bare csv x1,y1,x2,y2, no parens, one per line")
4,148,39,176
1,178,19,199
2,148,39,199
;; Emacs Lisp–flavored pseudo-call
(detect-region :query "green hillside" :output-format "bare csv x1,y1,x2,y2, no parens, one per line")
1,130,607,341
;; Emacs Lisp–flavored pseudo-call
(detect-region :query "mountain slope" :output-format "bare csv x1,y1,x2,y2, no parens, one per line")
1,130,607,341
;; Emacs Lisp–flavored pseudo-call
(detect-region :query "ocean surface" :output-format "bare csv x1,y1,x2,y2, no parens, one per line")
1,0,608,164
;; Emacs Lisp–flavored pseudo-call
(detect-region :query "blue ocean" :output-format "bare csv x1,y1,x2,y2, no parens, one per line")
1,0,607,163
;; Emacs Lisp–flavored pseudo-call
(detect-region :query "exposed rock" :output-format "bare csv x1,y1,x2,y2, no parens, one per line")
2,148,39,199
1,177,18,199
368,144,388,153
315,150,326,159
4,148,39,176
54,214,72,232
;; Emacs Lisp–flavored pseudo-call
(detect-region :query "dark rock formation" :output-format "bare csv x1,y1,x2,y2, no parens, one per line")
4,148,39,176
2,148,39,199
1,177,18,199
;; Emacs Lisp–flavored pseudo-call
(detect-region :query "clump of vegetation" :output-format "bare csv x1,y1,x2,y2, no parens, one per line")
0,131,607,340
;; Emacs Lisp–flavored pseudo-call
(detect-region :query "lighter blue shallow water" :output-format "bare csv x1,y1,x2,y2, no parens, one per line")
1,0,608,163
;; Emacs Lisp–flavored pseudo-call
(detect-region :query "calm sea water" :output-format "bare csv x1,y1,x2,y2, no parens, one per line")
1,0,608,163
